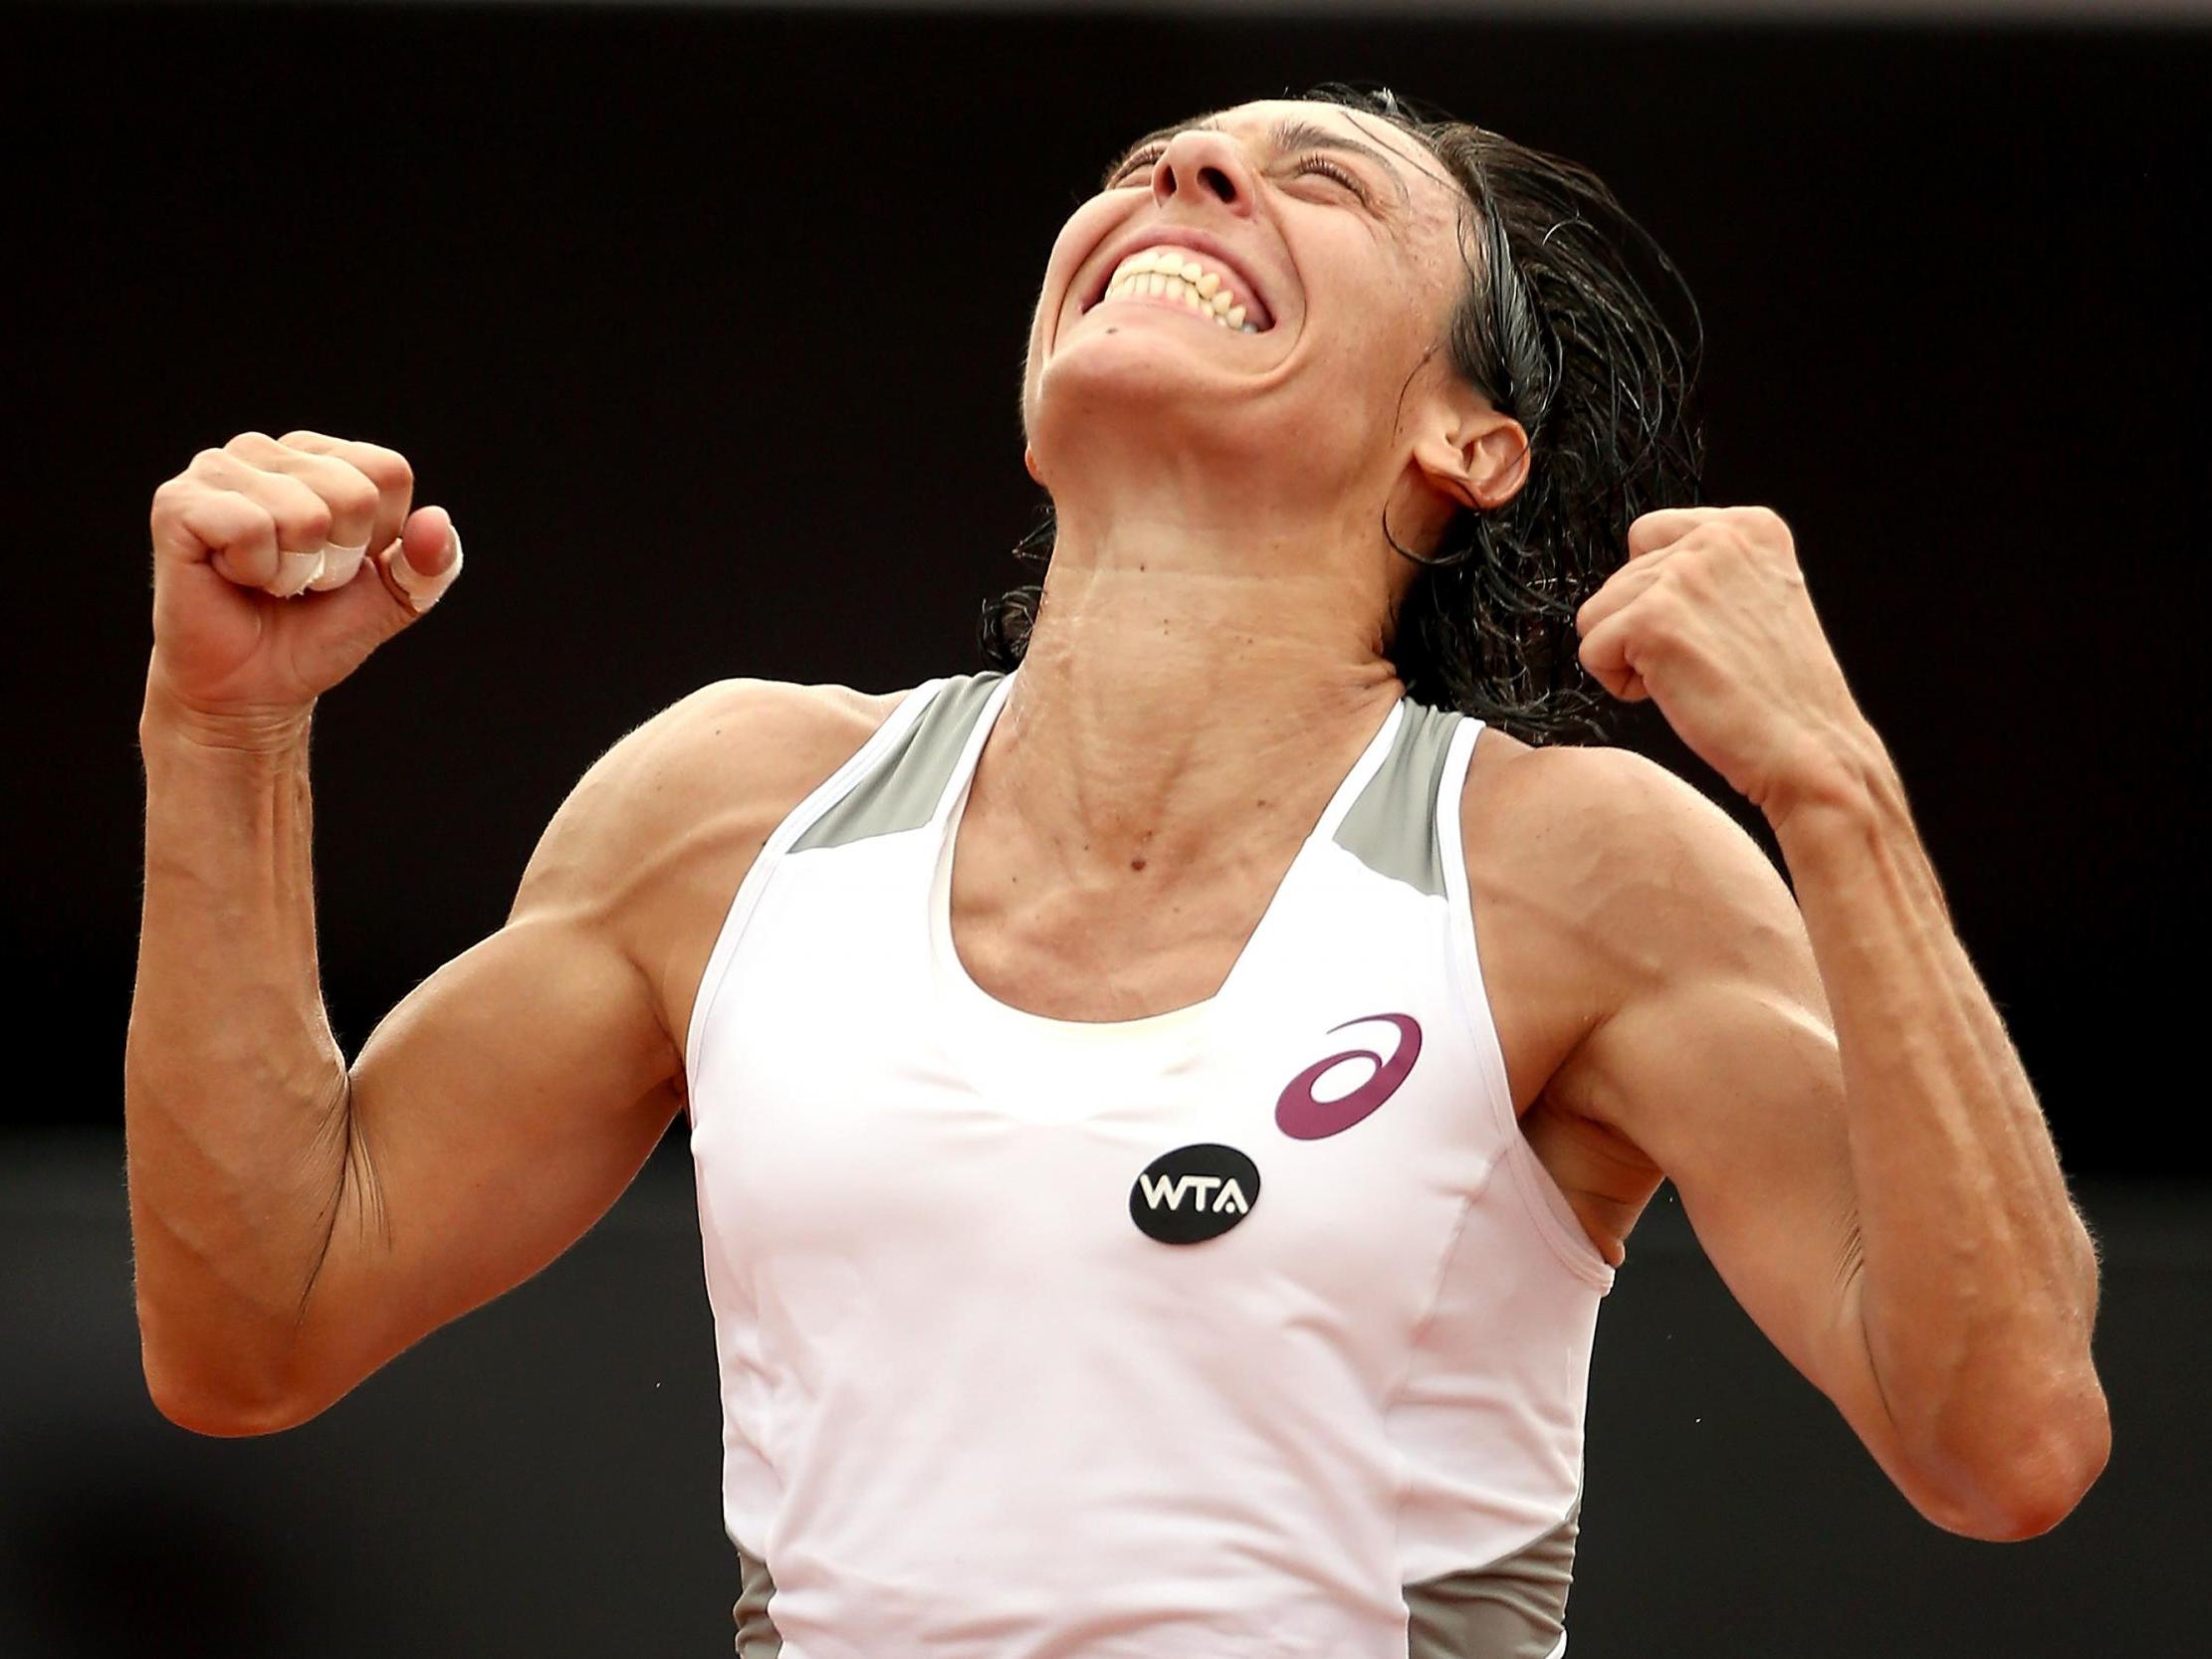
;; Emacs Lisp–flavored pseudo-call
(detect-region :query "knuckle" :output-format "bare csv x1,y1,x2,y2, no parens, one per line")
1736,505,1788,542
224,430,275,457
333,475,380,523
362,446,414,495
277,483,333,544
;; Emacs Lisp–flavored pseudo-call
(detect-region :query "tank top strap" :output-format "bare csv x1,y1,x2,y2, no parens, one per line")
789,672,1007,855
1330,699,1471,899
682,672,1003,1099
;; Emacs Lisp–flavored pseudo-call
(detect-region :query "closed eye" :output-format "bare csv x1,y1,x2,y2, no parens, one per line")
1104,141,1373,207
1291,154,1370,202
1106,144,1167,188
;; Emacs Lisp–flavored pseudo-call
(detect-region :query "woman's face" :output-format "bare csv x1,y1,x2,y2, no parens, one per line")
1021,99,1475,494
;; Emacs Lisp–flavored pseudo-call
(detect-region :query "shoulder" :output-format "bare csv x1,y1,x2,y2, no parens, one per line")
513,678,926,1056
519,677,914,914
1459,727,1819,1014
1465,727,1780,892
1464,727,1756,870
599,677,909,805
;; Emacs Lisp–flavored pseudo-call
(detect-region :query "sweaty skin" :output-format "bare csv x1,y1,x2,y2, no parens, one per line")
128,99,2103,1552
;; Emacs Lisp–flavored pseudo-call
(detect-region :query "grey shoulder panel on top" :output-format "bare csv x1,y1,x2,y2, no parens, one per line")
1405,1504,1579,1659
1333,699,1464,898
789,673,1004,854
733,1544,782,1657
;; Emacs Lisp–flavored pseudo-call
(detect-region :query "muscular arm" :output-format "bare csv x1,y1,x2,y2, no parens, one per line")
128,678,888,1434
1521,744,2107,1542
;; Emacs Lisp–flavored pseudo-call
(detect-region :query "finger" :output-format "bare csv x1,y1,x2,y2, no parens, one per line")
376,505,463,616
305,505,462,653
225,435,382,591
155,484,282,590
1627,507,1715,559
1575,552,1667,638
195,446,336,595
278,431,415,573
1576,607,1651,703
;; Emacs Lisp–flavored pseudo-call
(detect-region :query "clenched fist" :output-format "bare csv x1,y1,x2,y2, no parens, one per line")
1575,506,1879,822
146,430,462,729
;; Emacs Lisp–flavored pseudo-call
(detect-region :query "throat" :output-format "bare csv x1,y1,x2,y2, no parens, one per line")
984,557,1405,884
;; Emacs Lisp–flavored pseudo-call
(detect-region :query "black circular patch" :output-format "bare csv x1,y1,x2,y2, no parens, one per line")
1129,1143,1262,1245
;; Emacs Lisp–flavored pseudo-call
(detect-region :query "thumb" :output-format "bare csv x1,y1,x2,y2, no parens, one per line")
312,505,463,657
381,506,463,615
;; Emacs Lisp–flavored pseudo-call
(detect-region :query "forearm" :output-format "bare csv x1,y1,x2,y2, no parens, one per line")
126,688,355,1429
1771,729,2107,1530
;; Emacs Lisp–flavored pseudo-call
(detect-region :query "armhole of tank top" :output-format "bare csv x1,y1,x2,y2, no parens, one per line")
681,678,950,1115
1438,721,1617,1292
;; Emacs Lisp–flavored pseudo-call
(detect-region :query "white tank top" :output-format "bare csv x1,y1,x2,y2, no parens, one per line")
684,673,1614,1659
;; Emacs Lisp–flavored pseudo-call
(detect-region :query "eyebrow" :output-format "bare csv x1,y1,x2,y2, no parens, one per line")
1099,116,1414,208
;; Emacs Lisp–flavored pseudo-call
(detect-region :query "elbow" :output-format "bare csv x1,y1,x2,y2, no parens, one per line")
141,1346,329,1439
1909,1386,2112,1543
1933,1472,2100,1544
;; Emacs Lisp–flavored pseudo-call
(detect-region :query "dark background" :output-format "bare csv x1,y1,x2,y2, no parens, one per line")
4,3,2206,1655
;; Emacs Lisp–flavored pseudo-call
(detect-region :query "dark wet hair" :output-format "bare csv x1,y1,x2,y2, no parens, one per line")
980,84,1706,744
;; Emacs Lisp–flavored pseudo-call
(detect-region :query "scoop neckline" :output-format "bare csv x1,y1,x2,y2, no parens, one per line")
928,679,1408,1046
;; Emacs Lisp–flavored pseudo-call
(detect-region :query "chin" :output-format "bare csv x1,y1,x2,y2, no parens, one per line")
1033,323,1237,429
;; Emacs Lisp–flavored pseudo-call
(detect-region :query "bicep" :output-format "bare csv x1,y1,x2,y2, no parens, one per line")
1565,836,1923,1490
293,891,681,1410
275,675,893,1415
1587,973,1926,1483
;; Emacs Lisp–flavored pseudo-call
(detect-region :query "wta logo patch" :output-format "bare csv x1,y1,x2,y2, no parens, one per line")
1129,1143,1262,1245
1275,1013,1424,1141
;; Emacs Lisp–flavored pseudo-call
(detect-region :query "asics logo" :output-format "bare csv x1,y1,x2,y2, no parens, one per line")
1274,1013,1423,1141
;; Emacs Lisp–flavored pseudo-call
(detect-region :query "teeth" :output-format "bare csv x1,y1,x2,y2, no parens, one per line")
1100,244,1265,331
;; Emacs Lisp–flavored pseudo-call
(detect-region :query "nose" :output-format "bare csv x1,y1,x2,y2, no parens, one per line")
1149,128,1258,219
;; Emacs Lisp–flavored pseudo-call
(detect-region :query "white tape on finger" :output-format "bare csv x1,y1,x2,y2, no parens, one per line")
390,529,463,613
306,541,369,592
262,546,326,599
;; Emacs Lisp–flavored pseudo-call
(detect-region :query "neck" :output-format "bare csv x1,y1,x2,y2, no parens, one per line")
978,496,1405,880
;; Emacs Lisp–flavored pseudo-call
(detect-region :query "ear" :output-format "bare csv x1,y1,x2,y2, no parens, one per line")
1023,444,1044,485
1410,403,1529,513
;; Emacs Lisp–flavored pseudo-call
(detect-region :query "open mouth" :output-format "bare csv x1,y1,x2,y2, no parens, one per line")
1084,243,1274,333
